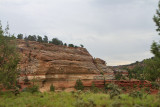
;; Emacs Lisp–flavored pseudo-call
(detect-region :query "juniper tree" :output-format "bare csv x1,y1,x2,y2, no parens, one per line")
50,84,55,92
74,79,84,90
43,35,48,43
17,34,23,39
0,21,20,89
51,38,63,45
37,35,43,43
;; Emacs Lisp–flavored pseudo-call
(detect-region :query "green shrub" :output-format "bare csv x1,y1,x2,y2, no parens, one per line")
91,82,95,91
121,87,126,91
22,85,39,93
129,91,143,99
115,72,122,80
133,84,137,89
105,84,121,99
91,82,99,93
68,44,74,47
109,88,121,99
73,99,88,107
151,82,159,89
145,87,150,92
139,84,143,88
80,44,84,48
74,79,84,91
50,84,55,92
100,72,104,75
51,38,63,45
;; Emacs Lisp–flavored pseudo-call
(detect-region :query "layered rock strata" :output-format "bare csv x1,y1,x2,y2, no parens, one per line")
17,40,114,91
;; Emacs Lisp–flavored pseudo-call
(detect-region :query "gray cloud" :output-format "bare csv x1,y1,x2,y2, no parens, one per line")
0,0,159,65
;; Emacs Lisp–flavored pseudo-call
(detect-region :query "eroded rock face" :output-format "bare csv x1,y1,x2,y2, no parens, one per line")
17,40,114,91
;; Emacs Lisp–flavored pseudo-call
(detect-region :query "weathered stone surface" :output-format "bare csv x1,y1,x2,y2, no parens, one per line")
17,40,114,91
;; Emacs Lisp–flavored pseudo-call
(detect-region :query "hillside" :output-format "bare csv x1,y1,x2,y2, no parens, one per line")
109,60,147,72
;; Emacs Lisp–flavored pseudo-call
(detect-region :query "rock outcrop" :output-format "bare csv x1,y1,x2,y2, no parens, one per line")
17,40,114,91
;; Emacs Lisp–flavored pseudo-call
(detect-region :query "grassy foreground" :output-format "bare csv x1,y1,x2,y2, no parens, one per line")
0,91,160,107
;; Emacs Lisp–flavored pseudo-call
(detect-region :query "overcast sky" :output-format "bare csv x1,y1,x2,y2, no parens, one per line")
0,0,159,66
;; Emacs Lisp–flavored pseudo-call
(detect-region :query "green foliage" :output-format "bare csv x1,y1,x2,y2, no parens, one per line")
73,97,96,107
91,82,95,90
90,82,99,93
126,65,145,80
0,21,20,89
13,86,20,96
139,84,144,88
144,58,160,81
51,38,63,45
0,92,160,106
43,35,48,43
27,35,37,41
50,84,55,92
115,72,122,80
74,45,78,48
15,32,83,49
143,0,160,82
17,34,23,39
124,1,160,82
151,82,159,89
100,72,104,75
64,43,67,46
23,85,39,93
37,35,43,43
129,91,143,99
144,87,150,93
104,84,121,99
80,44,84,48
68,44,74,47
108,84,121,99
24,36,28,41
133,84,137,89
151,41,160,57
74,79,84,91
121,87,126,91
153,0,160,35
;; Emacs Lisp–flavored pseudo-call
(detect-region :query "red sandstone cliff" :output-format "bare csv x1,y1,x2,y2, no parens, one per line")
17,40,114,91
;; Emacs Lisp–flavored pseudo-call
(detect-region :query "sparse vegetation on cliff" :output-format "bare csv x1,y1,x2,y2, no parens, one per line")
17,34,84,48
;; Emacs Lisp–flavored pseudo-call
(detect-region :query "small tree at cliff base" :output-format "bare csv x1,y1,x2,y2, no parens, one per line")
50,84,55,92
74,79,84,91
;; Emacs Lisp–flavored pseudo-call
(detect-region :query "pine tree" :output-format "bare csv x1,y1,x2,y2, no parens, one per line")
143,1,160,81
